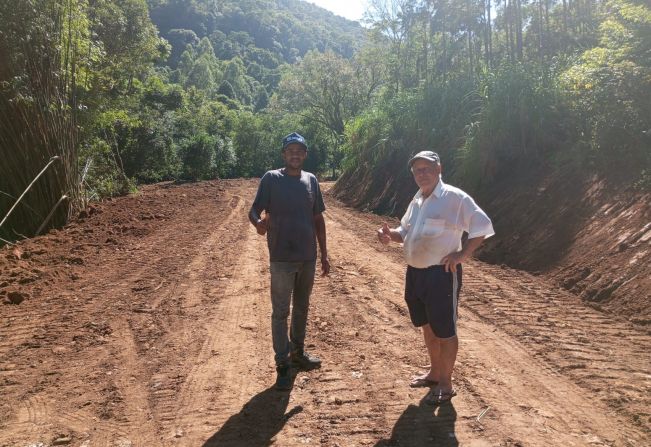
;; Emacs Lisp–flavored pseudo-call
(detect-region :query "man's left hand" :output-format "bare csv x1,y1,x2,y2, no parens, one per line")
321,256,330,276
441,251,465,273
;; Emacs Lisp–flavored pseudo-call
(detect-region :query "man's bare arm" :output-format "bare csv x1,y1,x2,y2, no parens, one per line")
314,213,330,275
249,206,267,235
441,236,485,272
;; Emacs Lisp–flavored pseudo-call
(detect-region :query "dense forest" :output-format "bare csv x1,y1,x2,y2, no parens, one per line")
0,0,649,243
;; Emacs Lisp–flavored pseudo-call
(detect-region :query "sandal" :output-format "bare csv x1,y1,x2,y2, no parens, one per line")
409,376,438,388
425,388,457,405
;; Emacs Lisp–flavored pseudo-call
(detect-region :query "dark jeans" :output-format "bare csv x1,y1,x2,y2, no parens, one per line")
269,261,316,366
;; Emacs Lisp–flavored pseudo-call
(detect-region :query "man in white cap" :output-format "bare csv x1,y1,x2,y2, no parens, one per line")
249,132,330,391
377,150,494,404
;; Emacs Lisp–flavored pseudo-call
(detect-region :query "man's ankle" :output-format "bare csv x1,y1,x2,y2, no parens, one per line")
275,364,292,390
290,349,321,370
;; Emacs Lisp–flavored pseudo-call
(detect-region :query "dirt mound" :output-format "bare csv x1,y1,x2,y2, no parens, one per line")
0,181,224,306
332,155,416,215
477,168,651,324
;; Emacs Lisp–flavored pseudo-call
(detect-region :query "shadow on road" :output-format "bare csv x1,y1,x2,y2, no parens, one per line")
202,385,303,447
374,395,458,447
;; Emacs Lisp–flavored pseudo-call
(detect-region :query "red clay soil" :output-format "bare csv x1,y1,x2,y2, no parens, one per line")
476,170,651,325
0,179,649,446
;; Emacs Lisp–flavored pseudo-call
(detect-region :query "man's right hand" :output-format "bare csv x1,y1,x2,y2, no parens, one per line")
377,223,391,245
255,217,268,235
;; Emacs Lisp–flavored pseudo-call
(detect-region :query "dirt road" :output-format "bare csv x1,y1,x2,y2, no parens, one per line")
0,179,649,446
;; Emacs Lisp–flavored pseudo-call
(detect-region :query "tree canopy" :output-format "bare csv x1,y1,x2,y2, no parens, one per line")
1,0,649,243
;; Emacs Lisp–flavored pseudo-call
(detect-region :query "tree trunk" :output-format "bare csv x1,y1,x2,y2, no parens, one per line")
505,0,515,62
423,10,429,87
466,0,473,79
544,0,550,31
468,28,474,80
483,0,489,67
487,0,493,68
562,0,568,45
515,0,523,61
538,0,544,63
442,31,448,81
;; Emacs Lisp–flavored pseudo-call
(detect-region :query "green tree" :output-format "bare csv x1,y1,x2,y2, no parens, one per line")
217,80,236,98
232,111,277,177
274,50,376,175
90,0,166,93
181,133,216,180
562,0,651,172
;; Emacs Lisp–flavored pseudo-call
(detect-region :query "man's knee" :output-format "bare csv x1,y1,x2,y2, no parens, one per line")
436,334,458,346
272,308,290,321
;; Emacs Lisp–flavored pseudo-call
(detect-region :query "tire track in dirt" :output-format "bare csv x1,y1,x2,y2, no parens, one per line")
139,193,252,429
0,288,131,444
149,192,270,442
463,264,651,437
1,179,649,446
60,192,241,446
82,190,262,445
0,183,236,445
179,210,275,444
0,182,272,446
74,187,260,445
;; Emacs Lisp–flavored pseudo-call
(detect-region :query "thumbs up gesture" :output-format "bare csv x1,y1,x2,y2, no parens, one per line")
377,222,392,245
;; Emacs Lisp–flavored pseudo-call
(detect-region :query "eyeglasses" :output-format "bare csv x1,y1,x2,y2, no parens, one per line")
411,166,437,176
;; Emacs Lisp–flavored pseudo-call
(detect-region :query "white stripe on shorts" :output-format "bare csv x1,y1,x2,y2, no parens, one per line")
452,270,459,334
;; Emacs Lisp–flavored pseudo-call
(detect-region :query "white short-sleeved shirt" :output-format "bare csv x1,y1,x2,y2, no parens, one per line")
397,179,495,268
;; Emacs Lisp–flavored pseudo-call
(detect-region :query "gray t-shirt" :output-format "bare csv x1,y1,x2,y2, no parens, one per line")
252,169,326,262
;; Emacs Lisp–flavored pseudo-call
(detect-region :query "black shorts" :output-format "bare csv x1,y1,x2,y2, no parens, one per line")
404,264,462,339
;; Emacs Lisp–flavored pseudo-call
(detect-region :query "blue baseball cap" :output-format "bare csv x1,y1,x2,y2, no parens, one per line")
282,132,308,151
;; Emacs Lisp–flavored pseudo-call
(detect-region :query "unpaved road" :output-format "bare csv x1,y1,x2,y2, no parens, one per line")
0,179,649,446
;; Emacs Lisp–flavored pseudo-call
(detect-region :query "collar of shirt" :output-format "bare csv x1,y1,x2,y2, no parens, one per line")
414,177,444,203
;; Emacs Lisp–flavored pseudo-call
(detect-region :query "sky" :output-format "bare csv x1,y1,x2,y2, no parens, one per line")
303,0,368,22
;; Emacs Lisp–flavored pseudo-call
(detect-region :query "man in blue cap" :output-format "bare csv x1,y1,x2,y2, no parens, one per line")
378,150,494,404
249,132,330,390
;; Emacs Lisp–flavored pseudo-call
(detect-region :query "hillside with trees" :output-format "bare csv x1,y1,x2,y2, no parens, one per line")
0,2,650,443
0,0,363,242
334,0,650,208
1,0,649,315
329,0,650,319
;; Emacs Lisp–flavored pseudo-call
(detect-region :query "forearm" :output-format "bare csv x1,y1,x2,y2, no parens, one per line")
314,214,328,258
389,229,404,243
248,206,262,227
459,236,484,260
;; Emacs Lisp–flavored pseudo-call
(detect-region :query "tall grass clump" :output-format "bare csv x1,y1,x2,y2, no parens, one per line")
459,64,567,190
0,0,81,244
342,80,476,175
335,80,476,213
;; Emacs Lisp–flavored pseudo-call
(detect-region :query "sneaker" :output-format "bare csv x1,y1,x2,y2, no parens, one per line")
291,349,322,371
275,364,292,390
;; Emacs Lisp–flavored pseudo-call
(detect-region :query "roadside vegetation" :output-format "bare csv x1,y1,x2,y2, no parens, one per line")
1,0,649,243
